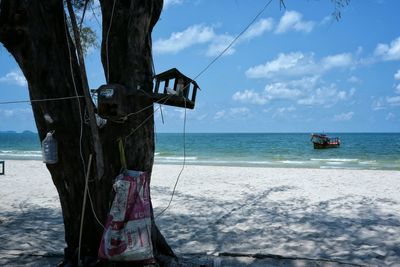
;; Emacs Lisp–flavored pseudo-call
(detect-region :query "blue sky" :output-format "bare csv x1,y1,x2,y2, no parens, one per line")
1,0,400,133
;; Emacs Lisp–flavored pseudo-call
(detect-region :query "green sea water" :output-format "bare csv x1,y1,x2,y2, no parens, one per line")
1,132,399,170
155,133,400,170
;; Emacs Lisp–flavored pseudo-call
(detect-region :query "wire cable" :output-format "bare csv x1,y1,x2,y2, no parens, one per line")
86,186,105,229
193,0,273,81
155,0,274,218
64,8,87,177
155,98,187,218
79,0,89,31
0,0,275,224
0,95,84,105
90,3,102,29
78,154,92,265
105,0,117,83
64,7,91,264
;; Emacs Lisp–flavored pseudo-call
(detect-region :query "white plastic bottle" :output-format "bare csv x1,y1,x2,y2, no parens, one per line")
42,131,58,164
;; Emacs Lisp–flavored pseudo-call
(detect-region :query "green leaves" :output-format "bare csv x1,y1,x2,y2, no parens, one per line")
80,26,99,54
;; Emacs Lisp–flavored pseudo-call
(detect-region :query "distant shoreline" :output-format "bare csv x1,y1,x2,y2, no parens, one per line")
2,132,399,171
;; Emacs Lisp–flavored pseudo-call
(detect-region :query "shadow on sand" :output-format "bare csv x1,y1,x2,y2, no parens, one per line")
1,185,400,266
154,185,400,266
0,204,64,266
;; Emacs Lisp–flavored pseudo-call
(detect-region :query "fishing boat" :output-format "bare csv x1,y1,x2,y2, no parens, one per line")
311,133,340,149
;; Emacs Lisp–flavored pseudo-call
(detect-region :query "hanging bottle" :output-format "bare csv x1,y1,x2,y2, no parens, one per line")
42,131,58,164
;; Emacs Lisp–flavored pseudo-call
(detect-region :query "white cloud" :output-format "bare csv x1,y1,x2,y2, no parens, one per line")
232,90,267,105
245,52,315,78
0,108,32,118
0,70,27,86
394,70,400,80
245,52,353,79
213,107,251,120
275,11,315,34
195,113,208,121
385,112,395,121
372,94,400,109
320,15,333,25
333,112,354,121
395,84,400,94
230,107,251,117
348,76,361,83
0,108,35,131
297,85,351,107
206,18,273,57
322,53,353,70
233,76,354,107
154,24,215,54
265,82,302,100
242,18,274,40
272,106,296,118
372,98,386,110
205,34,235,57
374,37,400,61
232,77,312,105
155,18,273,56
214,110,226,120
387,96,400,106
164,0,184,9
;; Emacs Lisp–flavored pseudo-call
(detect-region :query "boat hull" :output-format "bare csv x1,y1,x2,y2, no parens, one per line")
313,142,340,149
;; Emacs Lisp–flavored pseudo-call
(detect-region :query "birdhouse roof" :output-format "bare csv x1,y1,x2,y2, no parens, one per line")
155,68,199,88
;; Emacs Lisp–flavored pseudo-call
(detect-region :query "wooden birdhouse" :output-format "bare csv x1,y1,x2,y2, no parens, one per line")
94,69,199,120
153,68,199,109
97,84,130,119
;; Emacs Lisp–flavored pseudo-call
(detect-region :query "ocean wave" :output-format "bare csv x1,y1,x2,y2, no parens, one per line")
0,150,41,154
325,161,345,165
246,161,274,165
0,150,42,160
311,158,359,162
320,166,362,170
155,156,198,161
278,160,308,165
359,160,377,165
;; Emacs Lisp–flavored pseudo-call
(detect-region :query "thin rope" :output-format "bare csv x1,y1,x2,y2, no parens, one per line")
123,88,178,141
159,104,164,124
78,154,92,265
79,0,89,31
193,0,273,81
155,0,273,218
155,98,187,218
124,105,161,141
0,95,84,105
65,6,92,264
105,0,117,83
64,8,87,177
86,186,105,229
65,6,106,254
124,92,170,118
90,2,102,28
1,0,275,227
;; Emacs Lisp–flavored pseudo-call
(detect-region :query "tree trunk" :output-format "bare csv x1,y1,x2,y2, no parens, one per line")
0,0,175,266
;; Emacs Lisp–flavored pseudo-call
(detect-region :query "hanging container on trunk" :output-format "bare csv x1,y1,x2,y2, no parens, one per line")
42,131,58,164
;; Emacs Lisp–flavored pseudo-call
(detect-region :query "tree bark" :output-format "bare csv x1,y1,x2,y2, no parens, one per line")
0,0,175,265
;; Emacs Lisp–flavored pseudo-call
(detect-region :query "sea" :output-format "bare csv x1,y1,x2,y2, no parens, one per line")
1,131,399,171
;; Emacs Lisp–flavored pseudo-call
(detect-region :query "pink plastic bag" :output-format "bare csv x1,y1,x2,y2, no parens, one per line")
98,170,154,263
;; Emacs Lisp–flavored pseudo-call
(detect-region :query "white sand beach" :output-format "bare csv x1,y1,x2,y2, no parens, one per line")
1,160,400,266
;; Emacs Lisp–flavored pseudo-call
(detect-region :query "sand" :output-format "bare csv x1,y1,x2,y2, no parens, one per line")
1,160,400,266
